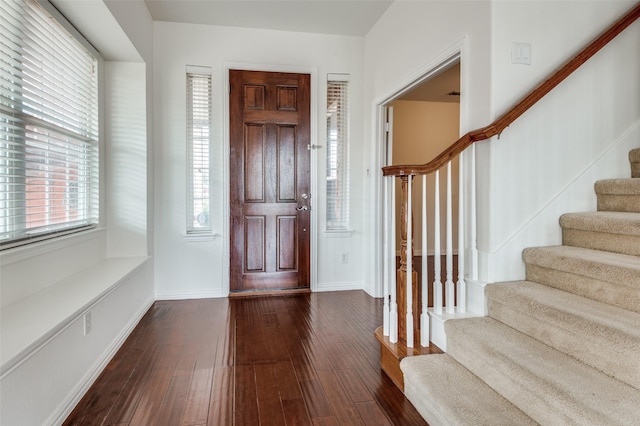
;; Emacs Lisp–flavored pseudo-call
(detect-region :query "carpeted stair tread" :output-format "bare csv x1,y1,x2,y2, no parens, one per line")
445,317,640,425
486,280,640,390
631,148,640,178
595,178,640,212
401,354,537,426
523,245,640,313
560,211,640,256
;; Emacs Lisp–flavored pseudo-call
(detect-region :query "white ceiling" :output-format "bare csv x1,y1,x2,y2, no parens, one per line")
144,0,394,36
399,63,461,103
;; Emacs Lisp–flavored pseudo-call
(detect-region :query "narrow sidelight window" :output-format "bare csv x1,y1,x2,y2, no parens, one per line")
0,0,100,249
186,66,212,233
326,74,350,230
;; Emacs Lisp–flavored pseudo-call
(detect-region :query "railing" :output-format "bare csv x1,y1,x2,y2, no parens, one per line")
380,2,640,350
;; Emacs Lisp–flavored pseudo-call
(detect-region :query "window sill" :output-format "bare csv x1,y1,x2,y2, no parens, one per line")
324,229,353,238
182,232,219,242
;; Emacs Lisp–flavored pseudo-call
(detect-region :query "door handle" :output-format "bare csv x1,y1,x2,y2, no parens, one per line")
296,205,309,211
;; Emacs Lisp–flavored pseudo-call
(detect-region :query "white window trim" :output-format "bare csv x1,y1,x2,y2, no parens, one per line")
185,65,214,236
325,73,351,232
0,0,101,250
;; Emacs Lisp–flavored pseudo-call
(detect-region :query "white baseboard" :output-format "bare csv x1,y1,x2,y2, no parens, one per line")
48,296,154,426
155,289,226,300
314,281,363,292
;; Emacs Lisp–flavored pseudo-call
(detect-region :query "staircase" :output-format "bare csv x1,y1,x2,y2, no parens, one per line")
400,148,640,425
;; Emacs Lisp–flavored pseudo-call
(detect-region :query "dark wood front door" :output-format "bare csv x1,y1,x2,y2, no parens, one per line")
229,70,311,292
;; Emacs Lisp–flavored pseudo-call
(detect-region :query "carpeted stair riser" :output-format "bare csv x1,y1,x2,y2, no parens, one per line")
486,281,640,390
523,246,640,314
445,317,640,425
630,148,640,178
560,212,640,256
595,178,640,213
401,354,537,426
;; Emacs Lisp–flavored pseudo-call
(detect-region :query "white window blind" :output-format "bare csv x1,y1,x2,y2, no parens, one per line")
326,75,350,230
186,66,212,233
0,0,99,249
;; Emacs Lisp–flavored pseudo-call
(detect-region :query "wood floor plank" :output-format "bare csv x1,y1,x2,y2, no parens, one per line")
64,291,429,426
207,366,233,426
128,366,174,425
335,368,374,403
255,362,287,425
234,364,259,426
181,366,214,425
281,398,312,426
299,378,334,419
316,370,365,425
275,360,303,400
312,416,340,426
355,401,394,426
155,374,191,426
291,352,318,382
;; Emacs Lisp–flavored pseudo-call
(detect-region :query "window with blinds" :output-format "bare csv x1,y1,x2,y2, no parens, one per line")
0,0,99,249
186,66,212,233
326,75,350,231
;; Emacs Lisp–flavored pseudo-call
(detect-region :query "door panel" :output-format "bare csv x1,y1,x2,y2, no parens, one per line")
230,70,310,292
244,124,266,202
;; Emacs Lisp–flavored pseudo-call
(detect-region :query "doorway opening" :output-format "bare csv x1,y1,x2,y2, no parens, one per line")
378,53,462,298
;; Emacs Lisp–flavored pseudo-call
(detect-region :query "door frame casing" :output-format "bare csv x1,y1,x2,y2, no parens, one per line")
370,37,468,298
222,62,318,296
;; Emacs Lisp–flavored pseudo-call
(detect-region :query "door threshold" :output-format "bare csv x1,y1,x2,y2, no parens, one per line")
228,288,311,298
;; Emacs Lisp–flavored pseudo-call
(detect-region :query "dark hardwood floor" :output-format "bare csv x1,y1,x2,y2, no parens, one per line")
63,291,428,425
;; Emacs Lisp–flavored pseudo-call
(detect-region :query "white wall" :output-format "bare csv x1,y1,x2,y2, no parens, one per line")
363,1,493,297
390,100,460,253
479,0,640,282
363,1,639,295
153,22,366,298
105,61,149,257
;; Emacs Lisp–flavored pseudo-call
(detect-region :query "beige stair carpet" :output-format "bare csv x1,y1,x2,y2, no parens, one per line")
445,317,640,425
595,178,640,213
630,148,640,178
399,147,640,426
524,245,640,313
401,354,536,426
486,280,640,389
561,211,640,256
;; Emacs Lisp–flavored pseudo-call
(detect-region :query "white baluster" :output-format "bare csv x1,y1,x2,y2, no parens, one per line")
470,144,478,280
390,177,398,343
433,170,442,315
420,174,429,346
383,176,390,335
406,176,413,348
457,153,466,313
445,162,455,314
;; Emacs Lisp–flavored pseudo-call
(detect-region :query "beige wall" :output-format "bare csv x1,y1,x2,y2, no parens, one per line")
391,100,460,254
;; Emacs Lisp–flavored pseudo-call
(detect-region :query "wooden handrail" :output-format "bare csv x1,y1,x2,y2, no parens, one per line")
383,2,640,177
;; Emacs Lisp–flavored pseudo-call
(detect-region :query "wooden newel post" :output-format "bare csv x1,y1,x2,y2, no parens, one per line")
397,176,420,348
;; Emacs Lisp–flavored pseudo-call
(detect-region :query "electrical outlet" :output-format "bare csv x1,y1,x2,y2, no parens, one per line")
341,252,349,264
83,311,92,336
